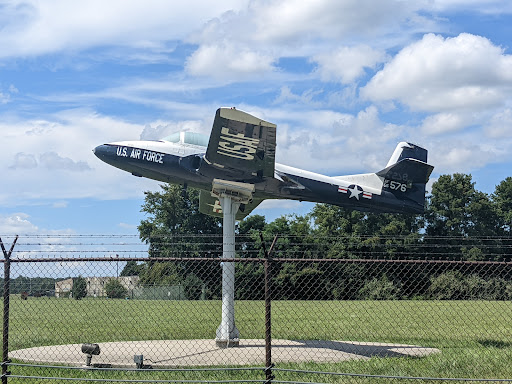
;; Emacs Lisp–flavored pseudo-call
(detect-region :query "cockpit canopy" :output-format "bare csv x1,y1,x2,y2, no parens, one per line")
161,131,209,147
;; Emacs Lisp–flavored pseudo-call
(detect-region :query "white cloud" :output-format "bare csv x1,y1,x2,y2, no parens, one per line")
118,222,138,230
273,86,323,106
39,152,92,171
52,201,69,208
184,0,439,80
9,153,38,169
361,33,512,113
0,0,248,58
185,42,277,80
0,213,39,235
139,120,204,141
485,108,512,138
0,0,442,82
2,0,512,218
247,0,421,45
429,0,512,13
0,216,99,267
0,109,159,204
356,32,512,175
270,105,405,174
429,142,503,174
420,112,469,135
0,92,10,104
312,45,388,84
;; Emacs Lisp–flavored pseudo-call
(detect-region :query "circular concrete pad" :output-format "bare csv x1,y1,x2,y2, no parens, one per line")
11,339,439,367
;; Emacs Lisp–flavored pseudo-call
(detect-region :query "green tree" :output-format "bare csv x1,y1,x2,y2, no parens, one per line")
310,202,424,298
139,261,181,286
426,173,498,237
311,204,366,236
493,177,512,233
236,214,267,259
105,279,128,298
425,174,504,261
139,184,222,247
72,276,87,300
183,273,205,300
311,204,421,238
237,214,266,235
120,260,144,277
138,184,223,290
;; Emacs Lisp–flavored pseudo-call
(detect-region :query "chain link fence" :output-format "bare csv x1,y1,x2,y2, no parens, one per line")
1,234,512,383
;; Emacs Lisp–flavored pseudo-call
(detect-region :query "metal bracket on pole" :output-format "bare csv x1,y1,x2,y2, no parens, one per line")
211,179,254,348
0,236,18,260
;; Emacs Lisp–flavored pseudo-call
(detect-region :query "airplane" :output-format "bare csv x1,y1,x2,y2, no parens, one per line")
93,107,434,219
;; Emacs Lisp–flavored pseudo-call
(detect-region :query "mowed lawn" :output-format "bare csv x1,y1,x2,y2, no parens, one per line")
5,296,512,381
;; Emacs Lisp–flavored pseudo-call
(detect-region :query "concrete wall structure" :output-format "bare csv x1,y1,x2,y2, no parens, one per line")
54,278,73,298
54,276,139,298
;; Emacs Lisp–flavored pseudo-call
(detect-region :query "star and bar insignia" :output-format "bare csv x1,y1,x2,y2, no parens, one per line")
338,184,372,200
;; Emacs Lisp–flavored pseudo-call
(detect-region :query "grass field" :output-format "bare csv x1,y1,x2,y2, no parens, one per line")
5,296,512,382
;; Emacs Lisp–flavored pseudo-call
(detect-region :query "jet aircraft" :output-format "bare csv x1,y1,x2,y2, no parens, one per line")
93,107,434,219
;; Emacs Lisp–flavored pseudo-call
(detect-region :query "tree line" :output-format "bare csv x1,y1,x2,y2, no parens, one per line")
2,276,60,297
123,174,512,300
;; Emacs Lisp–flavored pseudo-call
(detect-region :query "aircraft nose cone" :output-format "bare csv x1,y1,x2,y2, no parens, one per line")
93,144,110,161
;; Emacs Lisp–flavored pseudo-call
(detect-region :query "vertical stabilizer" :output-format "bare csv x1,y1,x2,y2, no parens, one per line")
386,142,428,167
377,142,434,213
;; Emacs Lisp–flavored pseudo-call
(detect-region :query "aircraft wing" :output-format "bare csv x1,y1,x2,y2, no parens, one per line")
200,108,277,182
199,190,263,220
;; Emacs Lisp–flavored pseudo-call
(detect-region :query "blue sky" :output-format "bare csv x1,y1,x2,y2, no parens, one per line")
2,0,512,238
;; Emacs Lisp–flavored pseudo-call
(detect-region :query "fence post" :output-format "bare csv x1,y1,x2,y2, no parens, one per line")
260,233,278,384
1,235,18,384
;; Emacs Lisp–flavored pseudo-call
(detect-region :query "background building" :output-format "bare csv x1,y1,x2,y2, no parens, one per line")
55,276,139,298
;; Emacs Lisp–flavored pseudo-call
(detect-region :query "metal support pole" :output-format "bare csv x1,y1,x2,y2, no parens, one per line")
260,233,278,384
1,235,18,384
215,196,240,347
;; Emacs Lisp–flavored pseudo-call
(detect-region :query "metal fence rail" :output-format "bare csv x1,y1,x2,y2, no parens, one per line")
2,234,512,383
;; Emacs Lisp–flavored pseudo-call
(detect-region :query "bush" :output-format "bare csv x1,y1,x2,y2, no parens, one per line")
105,279,128,299
428,271,466,299
183,274,204,300
429,272,512,300
72,276,87,300
358,275,400,300
467,276,511,300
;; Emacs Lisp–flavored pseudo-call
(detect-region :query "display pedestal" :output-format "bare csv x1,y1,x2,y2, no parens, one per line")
211,179,254,348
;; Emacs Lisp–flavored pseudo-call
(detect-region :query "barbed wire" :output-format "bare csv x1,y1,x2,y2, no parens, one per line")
3,233,512,240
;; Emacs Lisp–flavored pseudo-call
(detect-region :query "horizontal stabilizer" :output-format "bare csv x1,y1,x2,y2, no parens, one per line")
377,158,434,184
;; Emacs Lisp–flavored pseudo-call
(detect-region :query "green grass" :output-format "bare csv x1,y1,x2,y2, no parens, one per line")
5,296,512,382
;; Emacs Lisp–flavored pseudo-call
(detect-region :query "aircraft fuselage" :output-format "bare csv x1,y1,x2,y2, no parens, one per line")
94,139,424,214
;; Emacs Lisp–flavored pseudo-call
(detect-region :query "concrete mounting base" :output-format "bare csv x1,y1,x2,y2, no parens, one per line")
10,339,441,367
215,339,240,348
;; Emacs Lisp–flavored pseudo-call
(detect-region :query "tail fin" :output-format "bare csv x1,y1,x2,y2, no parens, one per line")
378,142,433,183
385,141,427,166
377,142,434,211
